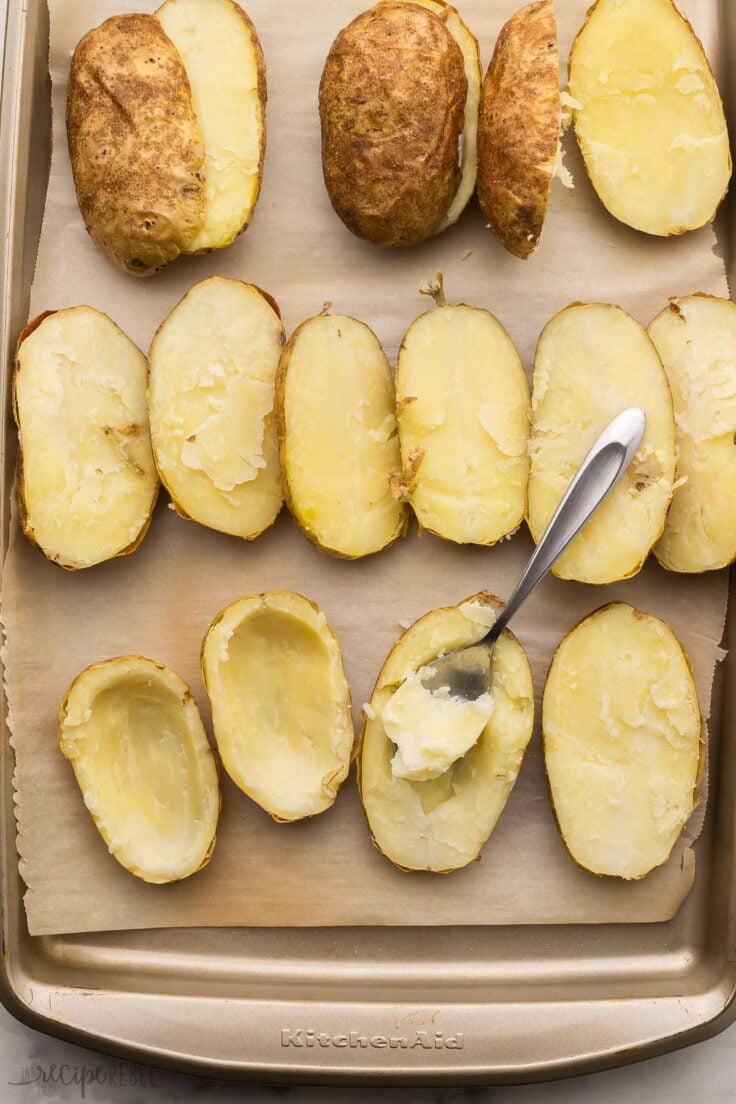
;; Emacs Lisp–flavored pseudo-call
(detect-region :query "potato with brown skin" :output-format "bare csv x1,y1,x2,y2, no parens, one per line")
478,0,561,259
66,14,205,277
319,2,469,247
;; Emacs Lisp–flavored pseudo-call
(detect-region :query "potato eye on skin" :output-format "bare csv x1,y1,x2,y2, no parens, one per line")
59,656,220,884
14,307,159,570
202,592,354,823
543,603,702,881
360,593,534,873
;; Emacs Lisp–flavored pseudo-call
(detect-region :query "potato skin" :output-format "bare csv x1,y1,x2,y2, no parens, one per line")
477,0,559,259
66,14,205,276
319,2,467,247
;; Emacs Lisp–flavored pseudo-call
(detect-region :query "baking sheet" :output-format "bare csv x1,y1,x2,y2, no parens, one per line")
2,0,730,937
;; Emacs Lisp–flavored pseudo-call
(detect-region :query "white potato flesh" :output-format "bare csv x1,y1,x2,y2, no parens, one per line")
60,657,220,883
569,0,731,235
15,307,158,570
148,276,284,540
202,592,354,821
278,314,406,558
399,0,482,230
649,295,736,573
528,303,676,583
396,304,530,544
156,0,265,251
544,603,701,880
361,595,534,872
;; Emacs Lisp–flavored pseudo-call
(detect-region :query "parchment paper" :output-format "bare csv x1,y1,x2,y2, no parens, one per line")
3,0,730,937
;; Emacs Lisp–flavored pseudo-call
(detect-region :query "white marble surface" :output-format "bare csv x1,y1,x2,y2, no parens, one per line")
2,1,736,1099
0,998,736,1102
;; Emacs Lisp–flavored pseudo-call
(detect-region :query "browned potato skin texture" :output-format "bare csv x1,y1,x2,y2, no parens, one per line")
477,0,560,259
66,14,205,277
319,3,467,247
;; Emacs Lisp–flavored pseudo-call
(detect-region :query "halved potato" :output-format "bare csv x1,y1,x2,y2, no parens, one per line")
202,592,354,821
395,279,530,545
568,0,732,236
148,277,284,540
319,1,480,247
360,593,534,872
648,295,736,573
528,303,676,583
60,656,220,884
276,313,406,558
66,14,206,276
156,0,267,252
543,603,702,880
14,307,159,570
478,0,561,259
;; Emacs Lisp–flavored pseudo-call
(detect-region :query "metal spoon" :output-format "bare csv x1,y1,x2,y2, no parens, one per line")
420,407,647,703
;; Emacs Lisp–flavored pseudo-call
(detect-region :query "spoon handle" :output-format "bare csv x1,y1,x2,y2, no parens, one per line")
487,407,647,645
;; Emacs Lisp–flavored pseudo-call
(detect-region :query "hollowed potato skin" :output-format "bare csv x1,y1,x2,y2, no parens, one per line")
66,14,205,276
319,2,467,246
478,0,560,259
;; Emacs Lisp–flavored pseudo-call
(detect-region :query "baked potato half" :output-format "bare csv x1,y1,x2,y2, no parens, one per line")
202,592,354,822
276,312,407,558
648,295,736,573
359,593,534,873
14,307,159,570
60,656,220,884
478,0,562,259
319,0,481,246
527,303,676,584
395,278,530,545
543,603,702,880
568,0,731,236
155,0,267,252
148,276,284,540
66,14,206,276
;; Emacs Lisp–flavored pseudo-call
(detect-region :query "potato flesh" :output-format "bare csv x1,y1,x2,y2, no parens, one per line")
60,658,219,883
279,315,405,557
361,597,534,872
400,0,481,230
649,296,736,573
15,308,158,569
528,304,676,583
569,0,731,235
148,277,283,539
203,592,354,821
397,305,530,544
156,0,264,251
544,604,701,879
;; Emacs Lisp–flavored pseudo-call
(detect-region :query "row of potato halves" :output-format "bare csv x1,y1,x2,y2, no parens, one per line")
60,592,701,886
14,275,736,580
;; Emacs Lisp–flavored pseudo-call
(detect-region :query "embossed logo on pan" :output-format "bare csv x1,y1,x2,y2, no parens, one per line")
281,1029,464,1050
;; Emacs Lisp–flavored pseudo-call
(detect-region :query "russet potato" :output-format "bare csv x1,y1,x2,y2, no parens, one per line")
148,276,284,540
528,303,676,584
60,656,220,884
395,280,530,545
276,313,407,558
478,0,562,259
569,0,731,236
14,307,159,570
649,295,736,573
319,0,480,247
155,0,267,252
202,592,354,822
359,593,534,873
66,14,206,276
543,603,702,880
